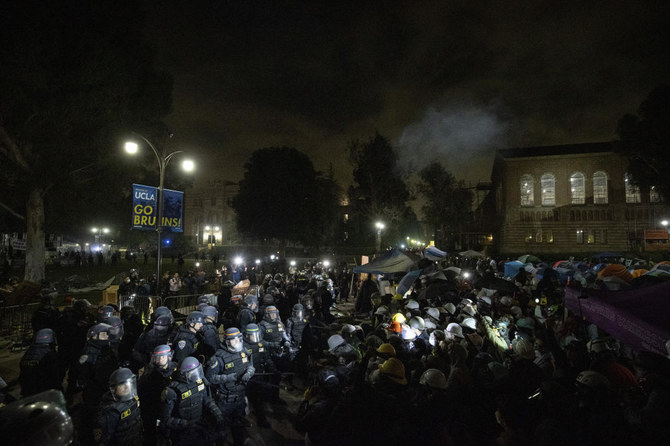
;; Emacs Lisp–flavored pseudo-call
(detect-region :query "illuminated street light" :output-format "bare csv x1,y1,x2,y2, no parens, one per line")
270,254,276,260
255,259,261,265
290,260,296,267
323,260,330,268
375,221,385,253
124,133,195,295
233,256,243,266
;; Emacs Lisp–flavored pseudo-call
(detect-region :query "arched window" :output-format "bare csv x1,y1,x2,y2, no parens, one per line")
593,171,608,204
520,175,534,206
541,173,555,206
625,173,641,204
570,172,585,204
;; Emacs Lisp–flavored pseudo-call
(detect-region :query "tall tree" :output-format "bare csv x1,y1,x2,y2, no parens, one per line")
417,161,473,249
232,147,340,248
616,84,670,201
0,1,172,282
348,132,416,246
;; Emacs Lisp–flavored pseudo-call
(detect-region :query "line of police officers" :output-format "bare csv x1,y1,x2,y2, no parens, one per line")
18,286,314,446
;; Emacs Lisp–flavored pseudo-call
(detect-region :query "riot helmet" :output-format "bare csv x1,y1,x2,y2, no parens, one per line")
153,306,174,323
197,302,209,313
151,344,173,368
98,305,115,323
185,311,205,332
244,324,262,343
109,367,137,401
179,357,204,383
34,328,55,345
87,323,112,343
262,294,275,306
301,295,314,310
154,315,172,333
197,295,210,305
244,294,258,312
264,306,279,322
225,327,244,352
292,303,304,320
73,299,92,315
231,295,243,306
107,316,124,340
202,305,218,323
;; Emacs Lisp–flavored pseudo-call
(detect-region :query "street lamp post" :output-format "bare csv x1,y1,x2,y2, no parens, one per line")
375,221,385,253
125,134,194,295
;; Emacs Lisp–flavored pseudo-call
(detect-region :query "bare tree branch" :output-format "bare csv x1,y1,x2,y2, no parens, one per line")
0,200,25,221
0,124,33,174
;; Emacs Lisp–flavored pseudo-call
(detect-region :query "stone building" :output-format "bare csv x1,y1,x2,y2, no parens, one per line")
183,180,239,247
490,142,669,256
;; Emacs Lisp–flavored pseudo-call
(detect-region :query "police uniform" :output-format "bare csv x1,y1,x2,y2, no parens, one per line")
259,319,290,352
160,374,221,445
172,325,201,364
236,308,256,332
138,362,176,445
205,346,254,446
201,322,220,360
286,316,309,347
19,344,64,397
98,391,143,445
132,327,172,366
243,338,280,426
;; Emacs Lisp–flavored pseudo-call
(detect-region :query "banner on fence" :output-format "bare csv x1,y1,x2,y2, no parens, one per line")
132,184,184,232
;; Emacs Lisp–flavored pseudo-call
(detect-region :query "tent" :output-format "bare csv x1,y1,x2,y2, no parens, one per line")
518,254,542,264
565,282,670,356
396,269,422,295
503,260,525,278
424,246,447,260
353,249,419,274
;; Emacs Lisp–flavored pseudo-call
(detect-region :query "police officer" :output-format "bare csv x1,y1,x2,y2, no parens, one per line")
138,345,176,446
57,299,94,395
205,328,255,446
236,295,258,332
160,357,223,445
19,328,64,397
286,303,309,347
221,294,242,329
259,306,291,357
243,324,279,427
201,306,220,360
31,289,60,332
97,367,143,445
172,311,205,364
77,323,119,444
133,315,174,367
98,305,116,323
107,315,124,355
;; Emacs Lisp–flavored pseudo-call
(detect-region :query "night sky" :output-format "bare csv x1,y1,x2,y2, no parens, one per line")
144,1,670,187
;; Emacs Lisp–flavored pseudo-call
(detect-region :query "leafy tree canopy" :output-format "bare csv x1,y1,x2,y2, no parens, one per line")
232,147,340,248
616,84,670,201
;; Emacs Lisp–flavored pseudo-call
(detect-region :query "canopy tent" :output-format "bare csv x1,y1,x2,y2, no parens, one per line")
423,246,447,261
459,249,483,258
353,249,419,275
565,282,670,357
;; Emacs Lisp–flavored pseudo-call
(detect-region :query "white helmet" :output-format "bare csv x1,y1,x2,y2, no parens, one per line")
401,325,417,341
500,296,512,306
327,334,346,352
444,303,456,315
446,323,464,339
419,368,447,390
461,304,476,317
425,307,440,321
406,299,420,310
424,320,437,330
460,317,477,331
341,324,356,334
510,306,523,319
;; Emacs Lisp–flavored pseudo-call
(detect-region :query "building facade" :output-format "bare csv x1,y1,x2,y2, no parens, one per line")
490,142,669,256
183,180,240,247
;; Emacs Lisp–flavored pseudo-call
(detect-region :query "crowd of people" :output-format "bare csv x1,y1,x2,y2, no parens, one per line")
5,255,670,445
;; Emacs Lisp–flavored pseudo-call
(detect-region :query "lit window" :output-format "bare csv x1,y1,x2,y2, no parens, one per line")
541,173,555,206
576,229,584,244
624,173,641,204
570,173,585,205
520,175,534,206
587,229,596,244
593,171,608,204
535,229,543,243
545,229,554,243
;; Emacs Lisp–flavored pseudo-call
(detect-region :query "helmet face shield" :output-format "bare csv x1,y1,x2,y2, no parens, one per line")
184,364,204,383
227,335,243,352
246,330,261,343
113,378,137,401
151,345,173,367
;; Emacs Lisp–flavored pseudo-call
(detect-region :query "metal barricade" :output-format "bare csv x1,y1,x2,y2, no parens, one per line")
162,294,201,321
0,302,40,349
117,294,162,325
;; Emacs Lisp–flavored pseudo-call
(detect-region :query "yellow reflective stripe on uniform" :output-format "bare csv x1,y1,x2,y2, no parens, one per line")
181,390,192,399
121,408,131,419
197,384,205,391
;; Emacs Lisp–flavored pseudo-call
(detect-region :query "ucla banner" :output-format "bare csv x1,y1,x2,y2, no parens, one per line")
132,184,184,232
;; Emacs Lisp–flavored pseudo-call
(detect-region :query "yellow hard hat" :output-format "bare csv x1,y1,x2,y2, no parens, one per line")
391,312,406,324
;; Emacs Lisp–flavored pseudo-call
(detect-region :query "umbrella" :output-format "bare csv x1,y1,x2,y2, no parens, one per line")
417,280,456,301
459,249,483,258
396,269,422,295
422,270,448,282
518,254,542,264
503,260,525,278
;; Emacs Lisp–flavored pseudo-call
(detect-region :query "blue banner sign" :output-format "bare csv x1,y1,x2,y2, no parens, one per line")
132,184,184,232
